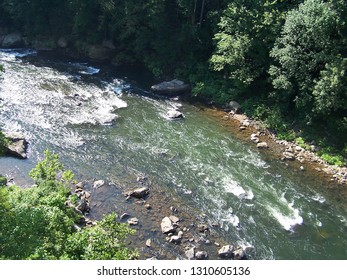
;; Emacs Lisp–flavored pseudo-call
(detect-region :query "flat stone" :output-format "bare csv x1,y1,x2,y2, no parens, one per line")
93,180,105,189
128,186,150,198
146,239,152,247
257,142,269,149
161,217,175,234
169,215,180,224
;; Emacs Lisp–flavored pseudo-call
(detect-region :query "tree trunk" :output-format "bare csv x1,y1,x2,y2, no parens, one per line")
199,0,206,27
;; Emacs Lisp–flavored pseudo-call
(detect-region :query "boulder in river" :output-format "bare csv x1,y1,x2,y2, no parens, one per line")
1,32,23,48
166,110,184,120
3,132,28,159
125,186,150,199
161,216,175,234
151,79,190,95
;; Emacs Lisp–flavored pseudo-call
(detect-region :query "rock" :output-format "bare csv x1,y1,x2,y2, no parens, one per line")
195,251,208,260
257,142,269,149
228,101,241,113
144,203,152,210
169,216,180,224
4,132,28,159
57,37,68,48
185,247,195,260
127,186,150,199
75,182,84,190
1,32,23,47
167,110,184,119
283,151,295,161
169,235,181,243
146,239,152,247
120,213,130,220
88,45,113,61
151,79,190,95
218,245,234,259
161,217,175,234
128,217,139,225
93,180,105,189
198,223,209,232
300,166,305,171
233,247,245,260
241,119,250,127
251,133,260,143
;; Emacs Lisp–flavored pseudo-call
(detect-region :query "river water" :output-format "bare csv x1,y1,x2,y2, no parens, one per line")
0,49,346,260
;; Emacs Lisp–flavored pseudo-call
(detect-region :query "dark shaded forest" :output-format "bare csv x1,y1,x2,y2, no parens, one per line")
1,0,346,164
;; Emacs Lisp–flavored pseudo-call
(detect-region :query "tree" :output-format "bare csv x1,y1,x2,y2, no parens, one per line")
0,151,137,260
269,0,346,118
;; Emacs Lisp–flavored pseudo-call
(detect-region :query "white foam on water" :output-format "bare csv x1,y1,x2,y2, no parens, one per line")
267,202,303,231
222,177,254,200
69,62,100,75
0,48,37,59
311,194,326,204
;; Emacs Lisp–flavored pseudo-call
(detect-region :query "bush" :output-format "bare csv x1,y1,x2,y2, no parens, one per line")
0,150,137,260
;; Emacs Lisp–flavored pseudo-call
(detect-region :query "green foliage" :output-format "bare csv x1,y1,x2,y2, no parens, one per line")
0,175,6,186
0,131,9,155
0,151,137,260
269,0,346,116
64,213,137,260
318,148,347,167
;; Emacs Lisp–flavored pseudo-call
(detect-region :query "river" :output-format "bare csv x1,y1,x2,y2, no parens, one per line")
0,49,346,260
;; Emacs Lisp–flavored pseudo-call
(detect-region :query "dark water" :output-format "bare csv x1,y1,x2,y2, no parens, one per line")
0,49,346,259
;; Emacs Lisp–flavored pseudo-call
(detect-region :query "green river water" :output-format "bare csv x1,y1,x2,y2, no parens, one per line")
0,49,346,259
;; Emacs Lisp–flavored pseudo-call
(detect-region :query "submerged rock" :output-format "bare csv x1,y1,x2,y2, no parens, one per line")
151,79,189,95
4,132,28,159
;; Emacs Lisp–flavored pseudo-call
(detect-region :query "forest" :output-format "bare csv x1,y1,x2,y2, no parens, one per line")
0,0,346,162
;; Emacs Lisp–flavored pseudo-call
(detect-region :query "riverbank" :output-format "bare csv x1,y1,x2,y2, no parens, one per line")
201,107,347,196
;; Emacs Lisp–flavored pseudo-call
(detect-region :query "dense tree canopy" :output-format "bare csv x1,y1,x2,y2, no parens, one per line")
0,0,346,161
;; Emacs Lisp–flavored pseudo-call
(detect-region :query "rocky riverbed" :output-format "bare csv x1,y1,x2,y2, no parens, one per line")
205,107,347,193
